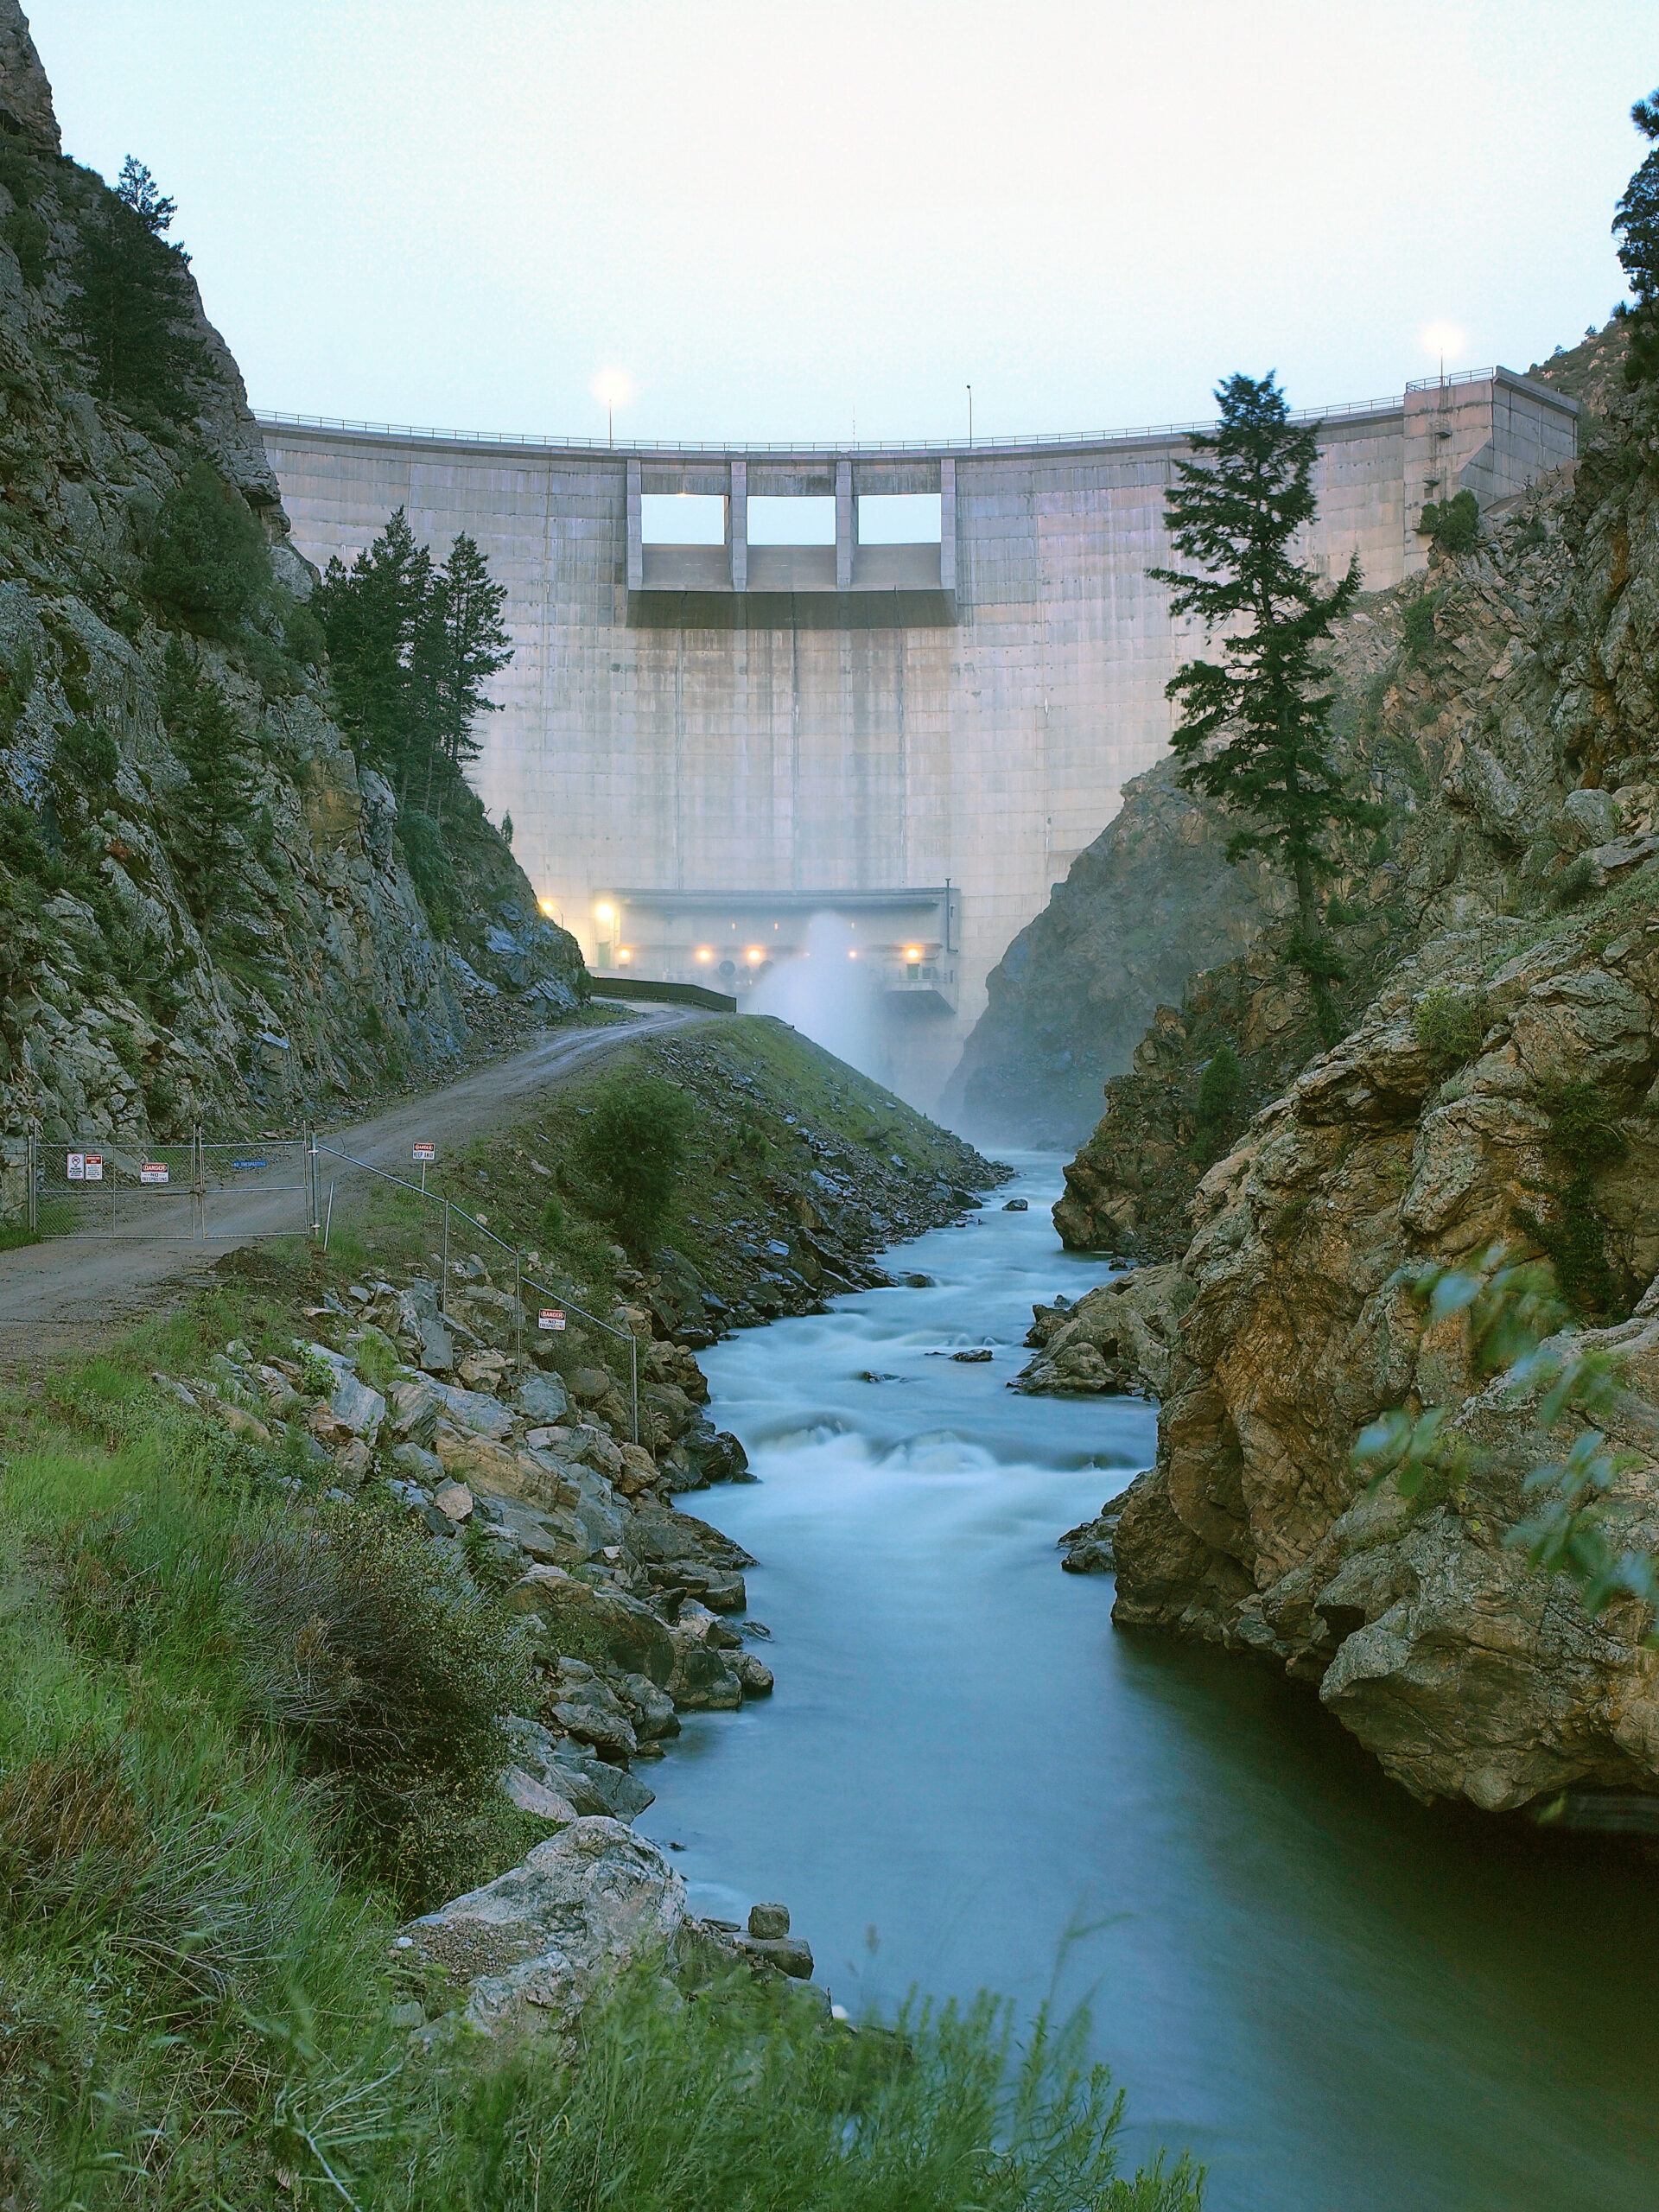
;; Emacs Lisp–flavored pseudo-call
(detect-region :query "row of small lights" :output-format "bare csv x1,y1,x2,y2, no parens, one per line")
587,900,921,968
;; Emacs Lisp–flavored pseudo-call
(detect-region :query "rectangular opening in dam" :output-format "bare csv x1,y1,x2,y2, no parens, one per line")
747,495,836,544
640,493,727,544
858,493,942,544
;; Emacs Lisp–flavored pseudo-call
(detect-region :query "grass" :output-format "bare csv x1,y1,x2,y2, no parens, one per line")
0,1282,1201,2210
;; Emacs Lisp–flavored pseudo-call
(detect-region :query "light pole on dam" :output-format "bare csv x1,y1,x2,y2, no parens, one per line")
259,368,1578,1109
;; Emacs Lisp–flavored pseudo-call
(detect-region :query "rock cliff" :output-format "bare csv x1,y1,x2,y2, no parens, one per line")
942,760,1281,1147
1035,361,1659,1813
0,7,584,1147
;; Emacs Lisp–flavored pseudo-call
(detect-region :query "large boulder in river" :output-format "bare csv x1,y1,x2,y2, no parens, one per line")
1014,1263,1189,1398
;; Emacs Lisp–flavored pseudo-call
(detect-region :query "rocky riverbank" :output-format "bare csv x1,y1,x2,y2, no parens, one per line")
148,1015,1001,2040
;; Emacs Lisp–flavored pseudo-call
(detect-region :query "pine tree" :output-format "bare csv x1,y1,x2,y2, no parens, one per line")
161,639,258,922
67,157,213,423
314,509,435,798
1149,372,1382,1041
316,516,513,824
1615,88,1659,387
425,531,512,816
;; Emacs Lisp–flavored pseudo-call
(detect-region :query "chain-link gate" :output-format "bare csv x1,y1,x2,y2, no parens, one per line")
199,1139,312,1240
16,1132,313,1243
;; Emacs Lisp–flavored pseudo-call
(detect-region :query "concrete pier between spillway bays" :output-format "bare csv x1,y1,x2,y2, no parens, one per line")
259,369,1576,1109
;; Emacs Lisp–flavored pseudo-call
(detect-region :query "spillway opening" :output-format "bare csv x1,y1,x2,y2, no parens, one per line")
640,492,727,544
747,495,836,544
858,491,942,544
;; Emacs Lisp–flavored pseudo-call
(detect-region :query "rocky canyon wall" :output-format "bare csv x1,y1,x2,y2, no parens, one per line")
1032,324,1659,1813
0,6,584,1150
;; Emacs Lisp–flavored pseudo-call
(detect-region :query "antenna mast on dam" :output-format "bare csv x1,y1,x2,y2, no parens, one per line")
261,371,1576,1108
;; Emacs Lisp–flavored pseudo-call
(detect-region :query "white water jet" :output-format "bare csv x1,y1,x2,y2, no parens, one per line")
750,912,885,1084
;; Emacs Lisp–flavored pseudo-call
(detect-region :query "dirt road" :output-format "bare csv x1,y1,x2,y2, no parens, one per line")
0,1004,710,1355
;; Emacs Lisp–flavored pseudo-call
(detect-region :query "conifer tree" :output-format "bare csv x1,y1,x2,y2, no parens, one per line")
314,509,435,798
1615,87,1659,387
315,513,513,824
67,157,213,423
1150,372,1381,1041
161,639,258,922
425,531,512,814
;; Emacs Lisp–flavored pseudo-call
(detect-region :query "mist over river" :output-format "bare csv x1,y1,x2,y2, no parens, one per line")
637,1157,1659,2211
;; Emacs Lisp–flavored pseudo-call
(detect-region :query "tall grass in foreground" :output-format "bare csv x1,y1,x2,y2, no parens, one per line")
0,1336,1202,2209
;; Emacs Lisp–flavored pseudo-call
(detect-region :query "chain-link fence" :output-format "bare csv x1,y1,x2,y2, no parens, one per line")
10,1132,312,1243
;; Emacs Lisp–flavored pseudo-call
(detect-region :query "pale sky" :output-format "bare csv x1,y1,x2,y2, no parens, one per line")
38,1,1650,447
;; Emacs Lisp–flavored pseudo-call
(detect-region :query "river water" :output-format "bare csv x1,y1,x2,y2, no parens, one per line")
639,1156,1659,2212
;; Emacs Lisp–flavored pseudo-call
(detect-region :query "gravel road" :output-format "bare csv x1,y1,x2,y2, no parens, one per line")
0,1004,710,1355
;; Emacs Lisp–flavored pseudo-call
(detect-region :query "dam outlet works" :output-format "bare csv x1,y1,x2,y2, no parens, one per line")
261,369,1577,1108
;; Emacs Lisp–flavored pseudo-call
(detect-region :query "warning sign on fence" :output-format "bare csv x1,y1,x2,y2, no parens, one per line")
139,1162,169,1185
84,1154,102,1181
538,1308,566,1332
67,1153,83,1180
412,1141,435,1164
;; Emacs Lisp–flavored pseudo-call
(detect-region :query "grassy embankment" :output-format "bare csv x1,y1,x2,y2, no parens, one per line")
321,1014,995,1338
1,1019,1196,2207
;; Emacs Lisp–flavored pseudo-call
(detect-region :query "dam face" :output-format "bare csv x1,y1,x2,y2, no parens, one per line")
260,369,1576,1107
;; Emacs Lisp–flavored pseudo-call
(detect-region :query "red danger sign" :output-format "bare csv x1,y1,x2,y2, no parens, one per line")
538,1308,566,1332
412,1142,435,1163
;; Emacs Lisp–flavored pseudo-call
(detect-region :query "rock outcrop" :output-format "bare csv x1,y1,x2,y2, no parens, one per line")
409,1817,687,2042
0,7,584,1147
1031,365,1659,1812
1014,1262,1187,1399
943,760,1281,1146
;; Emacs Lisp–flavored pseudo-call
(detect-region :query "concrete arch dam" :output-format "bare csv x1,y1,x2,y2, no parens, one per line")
260,368,1576,1109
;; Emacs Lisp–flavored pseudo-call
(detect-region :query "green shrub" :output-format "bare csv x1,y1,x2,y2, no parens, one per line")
398,807,454,937
0,639,33,739
1414,988,1491,1068
143,460,270,632
1550,854,1599,909
372,1968,1204,2212
351,1326,399,1395
577,1072,696,1248
538,1191,567,1245
0,798,65,893
1417,489,1479,555
1511,1078,1629,1316
1402,593,1440,659
0,141,49,288
1192,1043,1246,1165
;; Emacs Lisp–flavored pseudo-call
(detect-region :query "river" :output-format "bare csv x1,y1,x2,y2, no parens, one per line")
638,1156,1659,2212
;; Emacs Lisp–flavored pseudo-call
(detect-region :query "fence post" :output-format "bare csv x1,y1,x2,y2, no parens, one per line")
514,1250,523,1372
630,1331,639,1446
26,1128,35,1236
193,1124,203,1243
441,1201,449,1313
